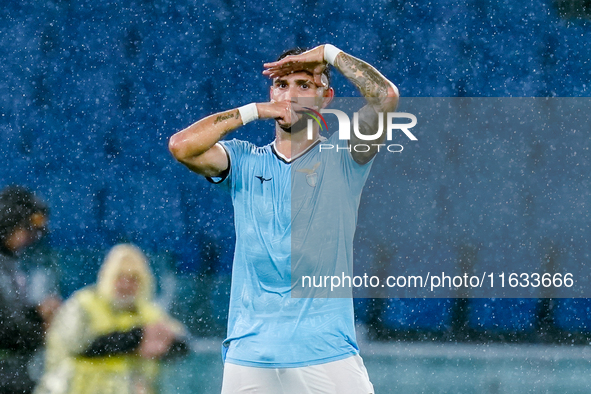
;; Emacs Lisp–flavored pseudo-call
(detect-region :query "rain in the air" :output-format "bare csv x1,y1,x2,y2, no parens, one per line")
1,0,591,393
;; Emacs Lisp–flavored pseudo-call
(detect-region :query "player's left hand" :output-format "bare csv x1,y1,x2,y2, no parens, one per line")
263,45,328,88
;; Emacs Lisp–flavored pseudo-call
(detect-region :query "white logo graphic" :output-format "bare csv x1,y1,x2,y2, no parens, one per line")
306,110,417,153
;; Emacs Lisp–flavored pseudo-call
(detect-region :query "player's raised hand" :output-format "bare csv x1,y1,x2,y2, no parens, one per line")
263,46,328,88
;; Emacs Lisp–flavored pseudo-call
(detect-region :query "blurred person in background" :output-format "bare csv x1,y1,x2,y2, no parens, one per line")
0,185,61,394
34,243,188,394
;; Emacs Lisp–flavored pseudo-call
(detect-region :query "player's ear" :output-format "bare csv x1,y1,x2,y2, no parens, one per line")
320,87,334,108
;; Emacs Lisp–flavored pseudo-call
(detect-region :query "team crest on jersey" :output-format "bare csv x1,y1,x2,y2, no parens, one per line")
305,173,318,187
296,162,321,188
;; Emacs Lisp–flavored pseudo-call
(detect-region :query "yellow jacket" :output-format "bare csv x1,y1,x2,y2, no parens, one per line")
34,286,177,394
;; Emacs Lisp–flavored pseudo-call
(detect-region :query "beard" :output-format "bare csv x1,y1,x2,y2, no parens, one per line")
279,113,309,134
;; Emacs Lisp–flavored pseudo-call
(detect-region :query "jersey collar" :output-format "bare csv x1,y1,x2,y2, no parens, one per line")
271,137,327,164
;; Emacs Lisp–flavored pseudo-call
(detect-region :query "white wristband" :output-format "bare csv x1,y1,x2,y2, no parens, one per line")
237,103,259,125
323,44,342,65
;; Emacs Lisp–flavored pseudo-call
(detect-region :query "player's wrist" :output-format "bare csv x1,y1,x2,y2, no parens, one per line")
323,44,343,66
253,102,278,120
238,103,259,125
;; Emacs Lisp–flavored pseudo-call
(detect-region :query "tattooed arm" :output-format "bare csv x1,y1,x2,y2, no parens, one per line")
263,45,399,164
333,51,399,164
169,101,293,177
333,52,399,113
168,109,240,177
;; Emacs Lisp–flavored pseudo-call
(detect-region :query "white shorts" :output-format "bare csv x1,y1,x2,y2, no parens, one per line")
220,354,374,394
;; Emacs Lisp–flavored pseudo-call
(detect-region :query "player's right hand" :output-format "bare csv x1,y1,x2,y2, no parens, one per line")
256,101,300,128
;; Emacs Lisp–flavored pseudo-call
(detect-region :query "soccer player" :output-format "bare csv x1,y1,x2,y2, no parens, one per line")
169,44,399,393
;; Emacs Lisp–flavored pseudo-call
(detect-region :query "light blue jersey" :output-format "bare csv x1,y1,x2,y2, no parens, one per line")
212,131,373,368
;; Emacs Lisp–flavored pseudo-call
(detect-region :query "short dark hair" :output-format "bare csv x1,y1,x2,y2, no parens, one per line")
276,47,332,88
0,186,48,243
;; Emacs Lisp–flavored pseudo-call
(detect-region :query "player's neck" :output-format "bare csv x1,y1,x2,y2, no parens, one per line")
274,126,320,159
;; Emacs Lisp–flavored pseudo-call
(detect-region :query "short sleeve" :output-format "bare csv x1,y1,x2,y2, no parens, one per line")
206,139,255,191
327,132,374,196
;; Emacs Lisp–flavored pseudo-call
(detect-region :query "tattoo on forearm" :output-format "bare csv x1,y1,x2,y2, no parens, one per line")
335,53,390,102
213,112,237,125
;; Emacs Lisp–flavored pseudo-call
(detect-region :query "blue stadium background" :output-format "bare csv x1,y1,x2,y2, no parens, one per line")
1,0,591,340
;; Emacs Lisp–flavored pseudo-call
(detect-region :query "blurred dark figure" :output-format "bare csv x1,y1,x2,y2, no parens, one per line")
34,243,189,394
0,185,61,394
